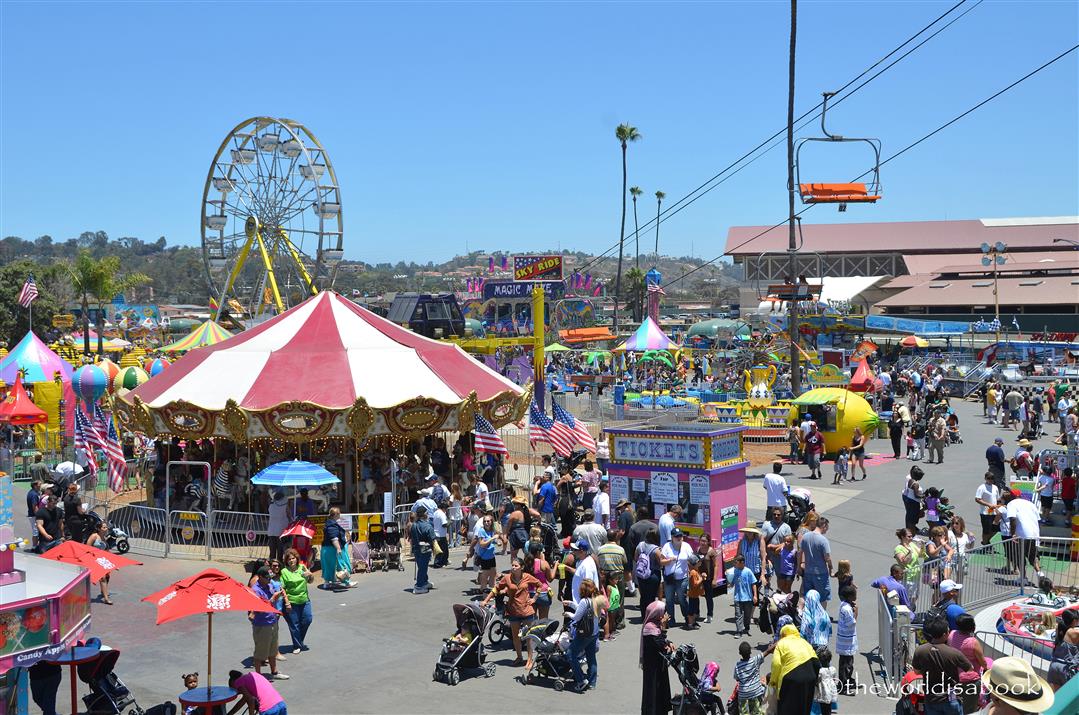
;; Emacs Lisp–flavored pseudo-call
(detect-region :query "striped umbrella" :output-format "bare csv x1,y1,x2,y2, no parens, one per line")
250,459,341,487
161,320,234,353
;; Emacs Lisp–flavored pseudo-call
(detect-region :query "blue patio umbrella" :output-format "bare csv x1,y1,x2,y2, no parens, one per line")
250,459,341,487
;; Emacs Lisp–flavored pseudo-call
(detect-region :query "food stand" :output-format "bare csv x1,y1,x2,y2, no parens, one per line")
602,423,749,561
0,474,93,712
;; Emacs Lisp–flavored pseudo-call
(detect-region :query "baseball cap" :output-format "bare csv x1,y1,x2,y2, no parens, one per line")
939,579,963,594
426,473,439,481
574,539,590,552
671,528,684,538
993,437,1004,444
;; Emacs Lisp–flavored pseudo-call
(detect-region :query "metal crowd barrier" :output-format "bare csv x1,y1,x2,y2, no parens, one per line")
168,510,210,559
209,510,270,562
975,630,1051,676
99,504,168,558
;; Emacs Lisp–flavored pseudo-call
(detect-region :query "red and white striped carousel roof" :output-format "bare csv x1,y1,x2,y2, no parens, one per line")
127,292,521,410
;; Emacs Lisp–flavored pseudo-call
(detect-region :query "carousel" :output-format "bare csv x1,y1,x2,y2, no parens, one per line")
114,291,531,509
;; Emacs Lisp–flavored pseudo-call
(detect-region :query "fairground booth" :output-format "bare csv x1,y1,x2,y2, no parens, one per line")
601,423,749,561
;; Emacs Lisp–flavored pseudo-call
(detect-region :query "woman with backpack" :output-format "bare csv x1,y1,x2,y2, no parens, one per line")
634,528,662,615
568,579,603,693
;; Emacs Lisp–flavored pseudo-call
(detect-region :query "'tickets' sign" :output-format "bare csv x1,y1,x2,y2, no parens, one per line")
513,255,563,282
613,435,704,466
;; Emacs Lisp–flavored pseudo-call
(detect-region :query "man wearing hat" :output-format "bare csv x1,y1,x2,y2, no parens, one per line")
568,538,599,605
986,437,1007,491
426,472,449,506
937,579,967,630
981,657,1055,714
1011,440,1035,479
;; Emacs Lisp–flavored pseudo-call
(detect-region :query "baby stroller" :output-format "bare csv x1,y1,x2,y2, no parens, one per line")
667,643,724,715
520,618,576,691
784,487,813,532
367,523,387,571
434,603,497,686
382,520,404,571
77,645,145,715
537,521,559,562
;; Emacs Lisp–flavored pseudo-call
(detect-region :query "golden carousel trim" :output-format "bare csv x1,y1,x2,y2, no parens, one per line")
113,383,533,444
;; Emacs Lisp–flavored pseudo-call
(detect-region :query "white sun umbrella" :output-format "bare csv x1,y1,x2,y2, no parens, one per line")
54,461,85,476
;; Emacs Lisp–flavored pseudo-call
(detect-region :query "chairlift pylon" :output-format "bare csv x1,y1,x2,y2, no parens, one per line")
795,92,882,211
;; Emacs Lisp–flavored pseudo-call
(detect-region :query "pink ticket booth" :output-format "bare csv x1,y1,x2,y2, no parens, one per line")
602,423,749,563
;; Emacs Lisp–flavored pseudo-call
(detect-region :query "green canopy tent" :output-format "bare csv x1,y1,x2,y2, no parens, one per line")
545,343,572,352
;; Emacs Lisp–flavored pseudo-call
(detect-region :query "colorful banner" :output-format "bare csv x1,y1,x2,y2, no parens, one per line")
849,339,879,364
720,505,740,563
513,255,563,282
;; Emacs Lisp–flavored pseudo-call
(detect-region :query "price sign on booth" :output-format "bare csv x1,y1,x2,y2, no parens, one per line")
689,475,709,505
650,472,678,504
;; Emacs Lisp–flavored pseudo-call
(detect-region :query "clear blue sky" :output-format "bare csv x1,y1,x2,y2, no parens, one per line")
2,1,1077,265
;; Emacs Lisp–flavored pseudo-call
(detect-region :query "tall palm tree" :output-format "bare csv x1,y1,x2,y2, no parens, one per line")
654,190,666,258
630,186,643,269
68,250,150,356
614,123,641,333
624,266,646,322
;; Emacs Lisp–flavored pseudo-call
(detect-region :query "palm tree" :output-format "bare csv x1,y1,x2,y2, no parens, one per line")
654,190,666,258
68,250,150,356
614,123,641,333
624,266,646,322
630,186,643,269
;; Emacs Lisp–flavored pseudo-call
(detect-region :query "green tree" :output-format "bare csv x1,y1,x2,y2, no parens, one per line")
654,190,665,258
67,250,150,356
0,260,66,343
613,123,641,332
624,266,646,322
630,186,643,269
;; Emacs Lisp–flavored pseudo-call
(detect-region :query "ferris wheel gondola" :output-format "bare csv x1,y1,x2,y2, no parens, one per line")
201,117,344,323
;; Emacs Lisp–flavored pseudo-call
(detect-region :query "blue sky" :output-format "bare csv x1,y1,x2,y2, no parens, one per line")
2,1,1077,265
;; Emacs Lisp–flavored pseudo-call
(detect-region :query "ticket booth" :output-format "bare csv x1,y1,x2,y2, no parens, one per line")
602,424,749,562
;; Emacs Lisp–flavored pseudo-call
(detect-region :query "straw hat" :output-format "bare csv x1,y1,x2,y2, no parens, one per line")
980,657,1054,712
738,526,762,535
510,494,528,505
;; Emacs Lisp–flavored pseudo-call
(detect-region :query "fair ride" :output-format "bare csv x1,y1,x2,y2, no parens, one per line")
201,117,344,325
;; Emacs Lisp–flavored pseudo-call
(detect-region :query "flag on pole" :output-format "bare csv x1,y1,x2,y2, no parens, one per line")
552,402,597,452
17,276,38,307
528,400,574,456
647,282,666,295
92,405,127,493
74,405,100,473
473,413,508,456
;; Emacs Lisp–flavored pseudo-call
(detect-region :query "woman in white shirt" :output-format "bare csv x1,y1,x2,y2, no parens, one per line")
946,516,975,583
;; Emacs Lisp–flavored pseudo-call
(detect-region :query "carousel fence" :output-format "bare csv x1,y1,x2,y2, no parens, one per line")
209,510,270,562
98,503,168,558
167,509,210,559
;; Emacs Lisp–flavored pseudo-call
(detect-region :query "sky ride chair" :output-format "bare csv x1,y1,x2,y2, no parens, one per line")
795,91,882,212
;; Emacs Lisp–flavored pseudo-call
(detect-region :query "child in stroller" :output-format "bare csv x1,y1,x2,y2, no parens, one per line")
667,643,724,715
76,641,146,715
434,603,497,686
784,487,814,533
520,618,576,690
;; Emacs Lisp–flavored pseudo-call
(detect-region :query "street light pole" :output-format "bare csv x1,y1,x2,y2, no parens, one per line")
981,241,1008,346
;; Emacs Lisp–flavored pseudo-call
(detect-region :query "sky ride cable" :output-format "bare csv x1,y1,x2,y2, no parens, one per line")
660,42,1079,290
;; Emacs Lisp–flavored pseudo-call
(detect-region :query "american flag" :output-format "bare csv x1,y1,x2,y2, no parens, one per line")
529,400,575,456
74,405,100,473
473,413,508,456
552,401,597,452
17,276,38,307
93,405,127,493
647,282,666,295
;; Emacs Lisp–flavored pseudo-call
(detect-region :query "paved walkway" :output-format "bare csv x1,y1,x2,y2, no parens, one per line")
17,397,1060,714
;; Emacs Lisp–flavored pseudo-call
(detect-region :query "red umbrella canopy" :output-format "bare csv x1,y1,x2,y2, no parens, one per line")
281,520,315,539
141,568,278,625
39,541,142,584
0,373,48,426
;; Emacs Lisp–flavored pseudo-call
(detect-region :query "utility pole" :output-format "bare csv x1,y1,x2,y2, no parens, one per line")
786,0,801,395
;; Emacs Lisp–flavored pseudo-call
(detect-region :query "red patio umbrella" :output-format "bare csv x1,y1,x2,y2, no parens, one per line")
280,520,315,539
39,540,142,583
142,568,278,699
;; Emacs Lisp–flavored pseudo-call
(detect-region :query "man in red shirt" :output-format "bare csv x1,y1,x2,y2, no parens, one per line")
804,423,825,480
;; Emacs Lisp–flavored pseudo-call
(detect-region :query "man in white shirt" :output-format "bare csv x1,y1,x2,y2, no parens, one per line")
573,509,608,555
469,472,489,510
1003,492,1041,574
974,472,1001,545
431,500,450,567
592,478,611,529
569,539,599,605
658,504,683,546
762,462,789,516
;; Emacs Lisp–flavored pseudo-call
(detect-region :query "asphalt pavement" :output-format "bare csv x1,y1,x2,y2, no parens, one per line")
16,397,1050,715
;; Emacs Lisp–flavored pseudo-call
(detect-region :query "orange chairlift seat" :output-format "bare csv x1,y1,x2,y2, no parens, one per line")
795,91,882,210
798,182,880,204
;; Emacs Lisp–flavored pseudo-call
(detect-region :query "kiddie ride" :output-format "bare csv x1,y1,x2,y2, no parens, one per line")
698,365,798,444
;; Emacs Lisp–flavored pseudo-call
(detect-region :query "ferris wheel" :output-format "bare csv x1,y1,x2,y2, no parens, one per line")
201,117,343,322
